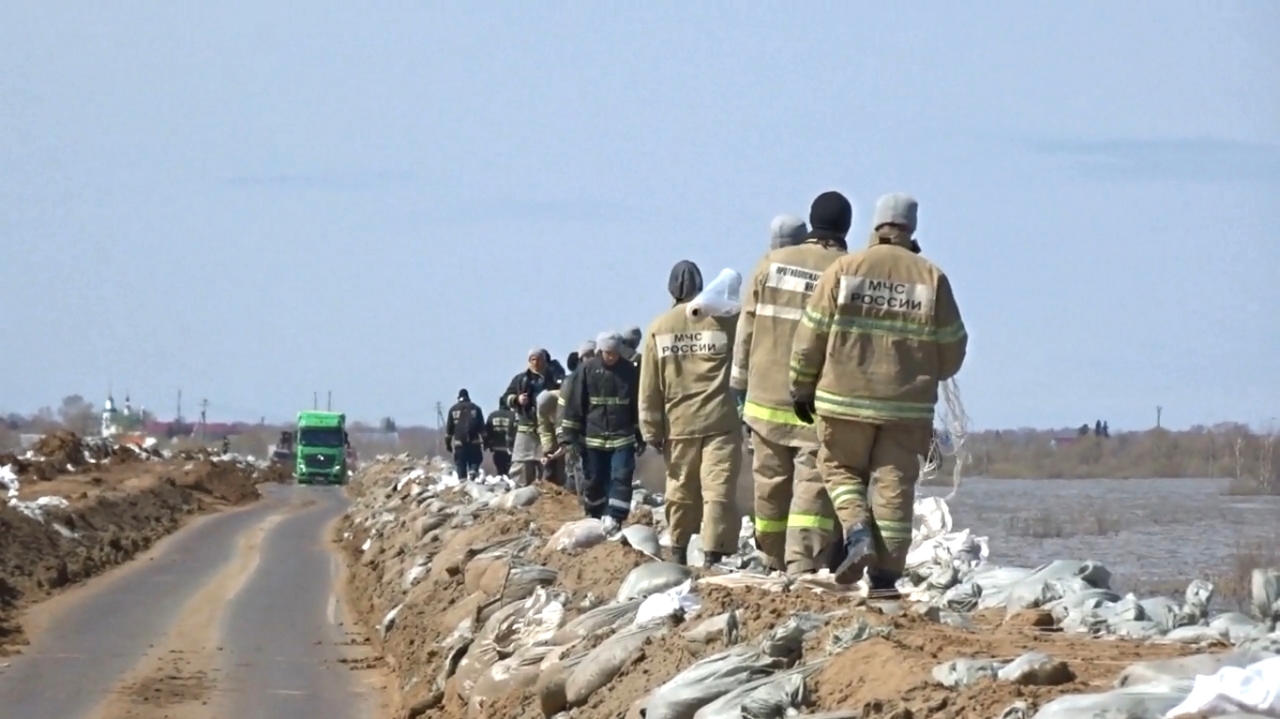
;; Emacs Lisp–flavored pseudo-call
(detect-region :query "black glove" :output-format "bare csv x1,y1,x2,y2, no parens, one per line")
791,392,816,425
635,437,646,456
731,388,746,418
909,239,921,254
445,437,454,452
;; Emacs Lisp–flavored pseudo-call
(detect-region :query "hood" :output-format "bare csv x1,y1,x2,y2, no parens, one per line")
621,326,642,350
769,214,808,249
668,260,703,303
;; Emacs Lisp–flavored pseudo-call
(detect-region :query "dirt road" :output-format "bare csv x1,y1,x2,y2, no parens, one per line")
0,484,387,719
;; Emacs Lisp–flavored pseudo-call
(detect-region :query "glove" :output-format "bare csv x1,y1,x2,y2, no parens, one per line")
791,392,816,425
445,437,454,452
909,239,921,254
731,388,746,418
650,438,665,454
636,440,646,457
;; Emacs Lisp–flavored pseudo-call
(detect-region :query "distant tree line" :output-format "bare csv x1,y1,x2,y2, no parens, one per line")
960,424,1276,491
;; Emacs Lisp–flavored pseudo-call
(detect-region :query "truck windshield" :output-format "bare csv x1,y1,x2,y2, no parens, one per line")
298,428,345,448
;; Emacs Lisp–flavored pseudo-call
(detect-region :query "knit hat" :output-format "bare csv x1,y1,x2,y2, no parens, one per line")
769,214,808,249
668,260,703,303
596,331,622,353
457,388,470,401
872,193,919,232
579,339,596,355
806,191,853,243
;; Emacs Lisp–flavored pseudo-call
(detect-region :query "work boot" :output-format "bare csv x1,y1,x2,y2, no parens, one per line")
832,523,875,585
868,569,903,599
671,546,688,566
703,551,725,568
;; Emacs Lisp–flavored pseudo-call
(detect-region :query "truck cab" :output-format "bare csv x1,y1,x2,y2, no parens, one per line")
294,411,349,485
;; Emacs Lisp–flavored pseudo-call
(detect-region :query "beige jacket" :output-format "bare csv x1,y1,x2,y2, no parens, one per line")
732,241,847,445
790,232,967,424
639,305,739,442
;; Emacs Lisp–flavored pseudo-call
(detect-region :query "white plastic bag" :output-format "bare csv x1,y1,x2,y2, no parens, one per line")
686,269,742,318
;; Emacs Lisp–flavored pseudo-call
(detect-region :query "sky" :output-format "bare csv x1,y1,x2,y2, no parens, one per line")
2,1,1277,431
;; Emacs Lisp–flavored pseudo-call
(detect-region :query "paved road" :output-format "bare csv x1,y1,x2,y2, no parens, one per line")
0,484,384,719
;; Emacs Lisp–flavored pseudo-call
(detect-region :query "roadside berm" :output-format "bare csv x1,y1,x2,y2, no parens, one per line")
342,456,1280,719
0,431,269,653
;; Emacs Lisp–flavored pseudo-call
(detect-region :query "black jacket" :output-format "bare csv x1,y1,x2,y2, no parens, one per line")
484,408,517,451
557,356,641,450
445,400,485,445
501,369,560,432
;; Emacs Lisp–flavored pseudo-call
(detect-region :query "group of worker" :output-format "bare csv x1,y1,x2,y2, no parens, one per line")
446,189,968,593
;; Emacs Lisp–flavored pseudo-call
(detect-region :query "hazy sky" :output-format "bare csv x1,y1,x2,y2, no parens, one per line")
3,2,1277,430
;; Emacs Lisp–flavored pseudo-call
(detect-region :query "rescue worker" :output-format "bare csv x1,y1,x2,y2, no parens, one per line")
620,326,642,363
501,349,561,486
484,399,517,477
639,260,743,567
789,193,967,592
769,213,809,249
536,389,566,487
445,388,486,479
558,331,642,535
733,205,847,574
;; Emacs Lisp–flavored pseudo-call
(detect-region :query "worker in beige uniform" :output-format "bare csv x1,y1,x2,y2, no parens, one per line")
638,260,743,567
732,203,848,574
536,389,566,486
789,193,968,592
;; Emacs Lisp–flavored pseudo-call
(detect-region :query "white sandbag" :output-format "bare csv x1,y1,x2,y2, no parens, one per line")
547,518,607,552
619,524,662,558
1118,651,1280,688
493,485,540,509
565,621,671,707
694,660,826,719
550,599,644,646
1030,681,1195,719
617,562,694,602
998,652,1074,686
933,658,1004,688
1164,655,1280,717
686,268,742,318
642,645,787,719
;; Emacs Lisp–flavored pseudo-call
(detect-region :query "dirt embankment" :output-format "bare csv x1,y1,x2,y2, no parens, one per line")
337,459,1227,719
0,440,264,653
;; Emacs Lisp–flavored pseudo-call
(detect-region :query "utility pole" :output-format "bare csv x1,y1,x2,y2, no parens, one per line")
199,398,208,441
1156,405,1163,429
176,389,183,422
313,392,318,410
327,391,332,411
435,401,445,457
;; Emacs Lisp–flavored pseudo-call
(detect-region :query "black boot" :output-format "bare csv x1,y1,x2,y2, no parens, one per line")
671,546,688,566
868,569,903,599
832,524,875,585
703,551,724,568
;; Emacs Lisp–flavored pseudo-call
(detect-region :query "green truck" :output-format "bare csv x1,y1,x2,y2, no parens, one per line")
294,411,349,485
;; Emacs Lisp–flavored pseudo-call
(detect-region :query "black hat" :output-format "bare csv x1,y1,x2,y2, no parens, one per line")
457,388,469,401
807,190,852,243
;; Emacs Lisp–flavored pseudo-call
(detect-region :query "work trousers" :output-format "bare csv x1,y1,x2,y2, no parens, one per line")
491,450,512,478
582,446,635,521
816,416,930,576
750,431,836,573
451,443,483,479
664,432,742,555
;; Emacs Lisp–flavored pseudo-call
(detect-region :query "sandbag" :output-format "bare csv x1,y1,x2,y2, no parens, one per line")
1252,568,1280,622
493,485,540,509
619,524,661,557
547,518,607,553
933,658,1003,689
616,562,693,602
693,660,825,719
998,652,1074,686
1030,680,1195,719
535,650,588,717
642,645,787,719
683,611,741,645
1117,650,1278,687
550,599,643,646
468,645,556,718
565,621,671,707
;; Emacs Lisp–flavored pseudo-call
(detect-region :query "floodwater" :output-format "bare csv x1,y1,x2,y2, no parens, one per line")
924,477,1280,592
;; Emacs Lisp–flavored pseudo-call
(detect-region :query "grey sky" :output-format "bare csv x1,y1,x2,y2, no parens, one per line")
3,1,1277,430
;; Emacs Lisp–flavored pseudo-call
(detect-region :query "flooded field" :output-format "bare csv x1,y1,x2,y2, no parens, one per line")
929,477,1280,593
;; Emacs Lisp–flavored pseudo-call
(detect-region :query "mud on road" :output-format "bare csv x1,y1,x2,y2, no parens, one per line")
1,454,264,651
0,483,391,719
